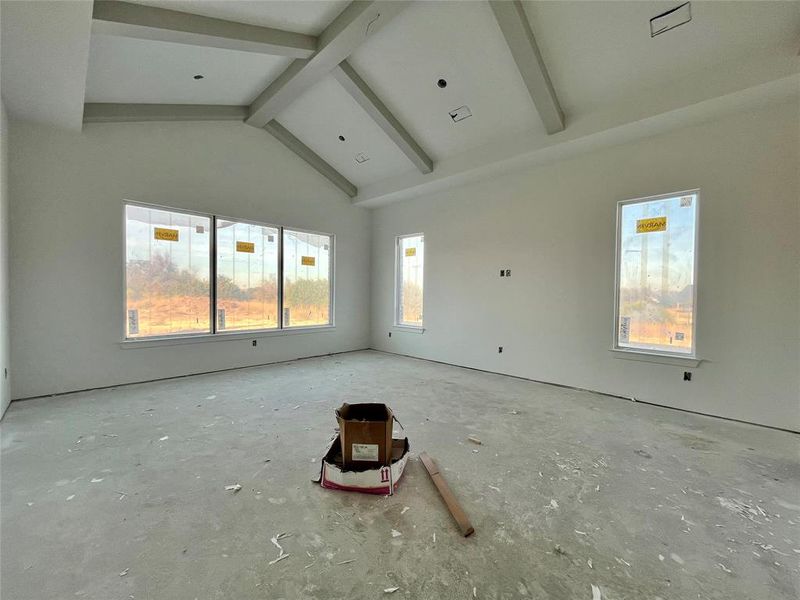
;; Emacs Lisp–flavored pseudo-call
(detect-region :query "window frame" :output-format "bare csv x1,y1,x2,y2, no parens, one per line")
281,225,336,329
612,189,700,359
122,201,215,342
214,213,283,336
122,200,335,342
394,233,425,330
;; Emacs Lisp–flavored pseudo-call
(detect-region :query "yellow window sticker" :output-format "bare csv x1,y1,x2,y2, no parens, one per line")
636,216,667,234
405,247,417,257
236,241,255,253
301,256,316,266
154,227,179,242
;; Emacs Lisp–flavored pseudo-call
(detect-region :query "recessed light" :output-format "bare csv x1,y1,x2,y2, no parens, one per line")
338,135,346,142
193,74,205,80
437,78,447,89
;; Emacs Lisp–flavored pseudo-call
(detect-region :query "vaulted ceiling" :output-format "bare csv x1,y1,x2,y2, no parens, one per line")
2,1,798,206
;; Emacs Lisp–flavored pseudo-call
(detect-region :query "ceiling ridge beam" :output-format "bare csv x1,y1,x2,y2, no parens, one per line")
489,0,564,134
92,1,317,59
333,61,433,174
83,103,248,123
246,1,411,129
264,121,358,198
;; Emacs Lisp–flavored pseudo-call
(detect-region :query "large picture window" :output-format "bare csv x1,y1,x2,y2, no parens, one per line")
614,191,699,356
125,204,211,338
216,219,279,332
395,233,424,328
124,202,333,339
282,229,333,328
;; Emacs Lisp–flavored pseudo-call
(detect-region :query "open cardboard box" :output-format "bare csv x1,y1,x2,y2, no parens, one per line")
335,403,395,468
314,434,410,495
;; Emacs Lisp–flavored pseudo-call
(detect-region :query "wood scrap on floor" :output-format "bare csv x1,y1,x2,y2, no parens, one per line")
419,451,475,537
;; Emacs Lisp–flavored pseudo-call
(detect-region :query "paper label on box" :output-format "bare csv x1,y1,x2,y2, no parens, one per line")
352,443,379,462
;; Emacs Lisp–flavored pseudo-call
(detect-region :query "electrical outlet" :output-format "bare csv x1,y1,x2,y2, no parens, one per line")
389,331,392,338
498,346,503,353
500,269,505,277
683,371,692,381
252,340,257,347
505,269,511,277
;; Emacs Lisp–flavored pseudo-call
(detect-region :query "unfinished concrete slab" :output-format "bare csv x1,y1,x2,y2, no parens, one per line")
2,350,798,599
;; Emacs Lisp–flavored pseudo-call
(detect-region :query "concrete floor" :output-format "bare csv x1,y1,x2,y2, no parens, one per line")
1,350,798,600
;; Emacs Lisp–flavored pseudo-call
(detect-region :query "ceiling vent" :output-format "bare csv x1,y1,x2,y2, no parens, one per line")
449,105,472,123
650,2,691,37
354,152,370,164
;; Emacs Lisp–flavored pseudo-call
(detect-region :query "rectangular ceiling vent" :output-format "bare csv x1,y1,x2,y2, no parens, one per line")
354,152,370,164
449,105,472,123
650,2,691,37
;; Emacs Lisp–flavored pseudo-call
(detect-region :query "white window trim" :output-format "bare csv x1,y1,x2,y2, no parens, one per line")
394,233,424,329
119,325,334,349
122,200,335,342
611,189,701,362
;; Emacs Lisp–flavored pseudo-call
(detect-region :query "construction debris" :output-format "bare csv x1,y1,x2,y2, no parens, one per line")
269,532,292,565
420,452,475,537
268,554,289,565
467,435,482,445
384,587,399,594
224,484,242,493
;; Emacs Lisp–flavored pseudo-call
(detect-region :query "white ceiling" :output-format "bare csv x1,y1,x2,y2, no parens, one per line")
278,75,416,187
2,0,798,198
127,0,350,36
0,0,93,130
524,0,800,114
349,0,543,162
85,35,291,105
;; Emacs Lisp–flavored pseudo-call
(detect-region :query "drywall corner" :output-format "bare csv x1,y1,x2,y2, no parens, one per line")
0,97,10,418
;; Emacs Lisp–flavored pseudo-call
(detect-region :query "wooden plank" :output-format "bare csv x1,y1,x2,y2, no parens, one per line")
419,452,475,537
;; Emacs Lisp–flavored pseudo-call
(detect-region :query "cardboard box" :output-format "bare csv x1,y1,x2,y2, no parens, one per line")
335,403,394,467
315,435,410,495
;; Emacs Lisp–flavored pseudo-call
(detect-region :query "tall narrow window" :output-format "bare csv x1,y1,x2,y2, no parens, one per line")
282,229,333,328
215,219,279,332
125,204,211,338
615,191,699,356
396,234,424,328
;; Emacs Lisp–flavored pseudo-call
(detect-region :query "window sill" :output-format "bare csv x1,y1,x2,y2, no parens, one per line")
392,325,425,335
120,325,335,349
610,348,702,367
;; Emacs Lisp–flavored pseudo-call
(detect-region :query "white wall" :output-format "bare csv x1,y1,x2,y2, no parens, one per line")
9,119,371,399
0,98,10,417
371,101,800,431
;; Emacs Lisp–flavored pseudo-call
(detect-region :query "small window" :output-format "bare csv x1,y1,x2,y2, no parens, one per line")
282,229,333,328
396,234,424,327
125,204,211,338
215,218,279,332
615,191,699,356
